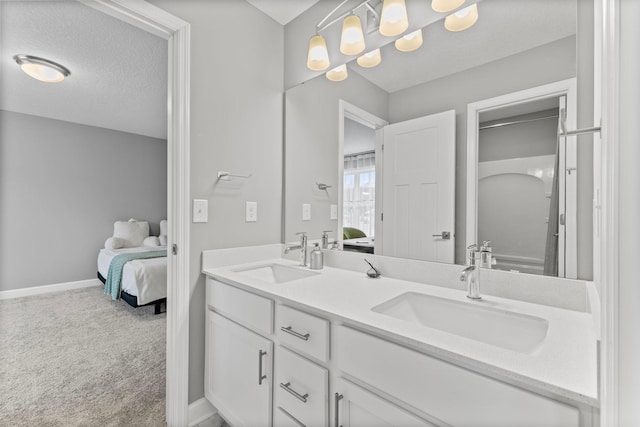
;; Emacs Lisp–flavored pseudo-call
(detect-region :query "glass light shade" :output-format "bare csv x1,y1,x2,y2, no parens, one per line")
444,3,478,32
395,29,423,52
14,55,70,83
431,0,465,13
307,34,330,71
326,64,348,82
379,0,409,37
340,15,366,56
357,49,382,68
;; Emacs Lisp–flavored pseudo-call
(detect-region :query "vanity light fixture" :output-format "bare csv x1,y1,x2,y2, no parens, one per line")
340,14,366,55
379,0,409,37
13,54,70,83
357,48,382,68
431,0,465,13
395,29,423,52
326,64,348,82
444,3,479,32
307,34,331,71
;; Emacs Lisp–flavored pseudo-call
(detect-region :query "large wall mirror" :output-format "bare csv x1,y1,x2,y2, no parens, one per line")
284,0,595,281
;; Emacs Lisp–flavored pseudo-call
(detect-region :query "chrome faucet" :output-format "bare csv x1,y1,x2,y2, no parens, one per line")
461,244,481,300
321,230,338,249
284,232,308,266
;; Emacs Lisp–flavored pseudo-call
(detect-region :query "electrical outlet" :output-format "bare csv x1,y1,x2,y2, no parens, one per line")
246,201,257,222
193,199,208,223
330,204,338,220
302,203,311,221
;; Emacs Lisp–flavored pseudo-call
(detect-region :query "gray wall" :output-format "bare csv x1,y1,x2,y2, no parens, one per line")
285,72,388,243
388,35,577,266
0,110,167,291
147,0,284,404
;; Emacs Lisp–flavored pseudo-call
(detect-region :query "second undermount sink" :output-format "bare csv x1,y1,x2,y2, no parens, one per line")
372,292,549,354
231,263,319,284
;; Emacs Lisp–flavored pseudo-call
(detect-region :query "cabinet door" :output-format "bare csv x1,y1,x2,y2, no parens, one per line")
334,378,437,427
205,311,273,427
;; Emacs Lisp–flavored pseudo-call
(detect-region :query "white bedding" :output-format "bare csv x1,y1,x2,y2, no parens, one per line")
98,246,167,305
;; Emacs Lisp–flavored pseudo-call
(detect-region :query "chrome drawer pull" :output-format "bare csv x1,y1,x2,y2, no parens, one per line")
334,393,343,427
280,382,309,403
258,350,267,385
280,325,310,341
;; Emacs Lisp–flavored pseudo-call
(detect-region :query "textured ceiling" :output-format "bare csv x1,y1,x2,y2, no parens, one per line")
0,1,168,139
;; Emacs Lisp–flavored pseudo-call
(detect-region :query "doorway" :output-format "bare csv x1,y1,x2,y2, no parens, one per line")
467,79,578,278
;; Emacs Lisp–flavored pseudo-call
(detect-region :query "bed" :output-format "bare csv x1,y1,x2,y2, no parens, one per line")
97,219,167,314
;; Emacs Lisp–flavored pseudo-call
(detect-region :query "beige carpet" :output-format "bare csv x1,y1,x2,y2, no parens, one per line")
0,285,166,426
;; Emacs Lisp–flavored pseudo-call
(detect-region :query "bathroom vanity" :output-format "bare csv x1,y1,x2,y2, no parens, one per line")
202,245,599,427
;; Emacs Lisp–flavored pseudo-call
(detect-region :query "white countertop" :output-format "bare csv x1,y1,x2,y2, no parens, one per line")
203,256,598,407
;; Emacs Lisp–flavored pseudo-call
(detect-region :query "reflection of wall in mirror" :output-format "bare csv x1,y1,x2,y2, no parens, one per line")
285,36,582,265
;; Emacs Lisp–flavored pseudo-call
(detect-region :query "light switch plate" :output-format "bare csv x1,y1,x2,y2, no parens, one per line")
302,203,311,221
330,204,338,220
246,201,257,222
193,199,208,223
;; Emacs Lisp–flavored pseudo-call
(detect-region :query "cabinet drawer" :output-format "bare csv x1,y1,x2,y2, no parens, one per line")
207,278,273,335
276,346,328,427
334,325,580,427
274,407,305,427
276,305,329,362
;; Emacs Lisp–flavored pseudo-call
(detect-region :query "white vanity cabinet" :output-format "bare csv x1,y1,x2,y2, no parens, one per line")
205,278,275,427
204,273,594,427
334,378,437,427
334,325,582,427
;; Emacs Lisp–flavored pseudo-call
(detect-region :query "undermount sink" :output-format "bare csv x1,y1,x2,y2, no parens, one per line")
232,263,318,284
372,292,549,354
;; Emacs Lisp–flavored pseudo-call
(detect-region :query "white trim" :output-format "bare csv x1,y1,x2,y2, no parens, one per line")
82,2,191,426
0,279,101,300
338,100,388,251
188,398,217,427
466,78,578,276
600,0,620,425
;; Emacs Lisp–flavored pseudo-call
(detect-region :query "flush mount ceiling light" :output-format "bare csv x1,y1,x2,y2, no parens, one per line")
340,14,366,55
13,54,70,83
395,28,423,52
431,0,465,13
326,64,348,82
444,3,479,32
379,0,409,37
357,48,382,68
307,34,331,71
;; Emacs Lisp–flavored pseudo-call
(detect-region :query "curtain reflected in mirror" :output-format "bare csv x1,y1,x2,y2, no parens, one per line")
343,152,376,239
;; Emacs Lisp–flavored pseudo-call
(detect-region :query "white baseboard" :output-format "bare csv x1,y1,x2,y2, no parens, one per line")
0,278,102,300
188,398,217,427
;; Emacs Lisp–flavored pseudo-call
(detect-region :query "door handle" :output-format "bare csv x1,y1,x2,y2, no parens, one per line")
280,382,309,403
280,325,310,341
334,392,343,427
432,231,451,240
258,350,267,385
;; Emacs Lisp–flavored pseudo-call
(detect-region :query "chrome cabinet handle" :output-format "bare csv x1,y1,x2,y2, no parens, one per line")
258,350,267,385
279,381,309,403
334,393,343,427
280,325,310,341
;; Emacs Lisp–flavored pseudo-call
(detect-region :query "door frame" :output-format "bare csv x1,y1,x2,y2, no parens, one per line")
82,1,191,425
466,78,577,277
338,100,388,250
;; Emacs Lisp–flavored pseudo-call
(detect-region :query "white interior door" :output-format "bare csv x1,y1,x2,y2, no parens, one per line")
381,110,456,263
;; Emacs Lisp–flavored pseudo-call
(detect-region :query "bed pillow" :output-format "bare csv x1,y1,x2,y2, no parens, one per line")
159,220,168,246
105,237,125,250
143,236,161,247
113,219,150,248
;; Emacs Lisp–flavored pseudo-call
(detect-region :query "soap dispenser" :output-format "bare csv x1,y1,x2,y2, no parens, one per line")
309,243,324,270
